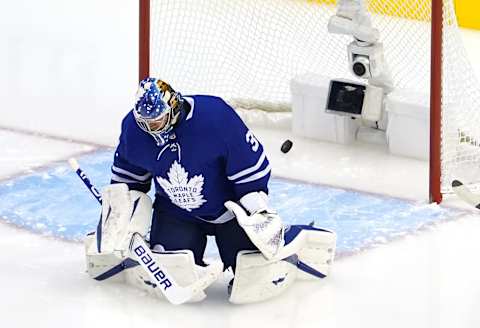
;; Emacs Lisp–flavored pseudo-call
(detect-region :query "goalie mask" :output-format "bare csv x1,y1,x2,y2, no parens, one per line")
133,77,183,145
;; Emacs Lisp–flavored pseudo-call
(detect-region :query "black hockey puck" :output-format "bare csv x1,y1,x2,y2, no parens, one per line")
451,180,463,188
281,139,293,153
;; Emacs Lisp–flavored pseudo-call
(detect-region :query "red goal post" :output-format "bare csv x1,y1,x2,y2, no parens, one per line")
139,0,150,83
430,0,442,203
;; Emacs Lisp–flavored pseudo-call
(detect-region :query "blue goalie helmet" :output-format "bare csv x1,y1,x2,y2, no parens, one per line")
133,77,183,144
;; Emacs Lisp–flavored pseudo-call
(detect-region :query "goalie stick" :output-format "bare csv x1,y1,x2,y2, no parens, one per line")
68,158,221,305
452,180,480,210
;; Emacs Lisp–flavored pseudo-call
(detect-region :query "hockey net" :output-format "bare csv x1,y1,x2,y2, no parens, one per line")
142,0,480,201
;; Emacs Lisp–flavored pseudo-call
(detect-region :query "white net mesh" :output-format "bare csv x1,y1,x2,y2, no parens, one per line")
149,0,480,194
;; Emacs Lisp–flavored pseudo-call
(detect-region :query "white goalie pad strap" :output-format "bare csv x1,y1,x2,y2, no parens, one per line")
229,250,297,304
225,198,285,260
124,249,222,303
91,184,152,258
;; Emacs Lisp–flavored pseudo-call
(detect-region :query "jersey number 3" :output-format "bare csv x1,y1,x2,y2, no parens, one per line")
246,130,259,152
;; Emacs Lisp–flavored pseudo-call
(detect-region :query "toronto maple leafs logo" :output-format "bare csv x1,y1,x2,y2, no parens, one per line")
156,161,207,212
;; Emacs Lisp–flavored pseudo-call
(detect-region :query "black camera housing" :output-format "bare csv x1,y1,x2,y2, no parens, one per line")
326,80,366,116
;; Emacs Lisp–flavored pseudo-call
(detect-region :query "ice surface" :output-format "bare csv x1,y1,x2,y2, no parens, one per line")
0,150,464,256
1,124,480,328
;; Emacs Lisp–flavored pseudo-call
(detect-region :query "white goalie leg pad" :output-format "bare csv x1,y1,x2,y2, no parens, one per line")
271,225,336,280
89,183,152,259
125,248,221,303
229,250,297,304
292,226,336,280
84,232,127,282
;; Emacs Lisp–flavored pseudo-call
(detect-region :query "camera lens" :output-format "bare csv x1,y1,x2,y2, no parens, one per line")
353,62,366,77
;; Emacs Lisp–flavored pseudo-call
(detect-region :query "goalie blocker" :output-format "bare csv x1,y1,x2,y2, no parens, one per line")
84,184,222,304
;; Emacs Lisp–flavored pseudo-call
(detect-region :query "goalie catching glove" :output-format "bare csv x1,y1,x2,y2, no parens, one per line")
225,191,285,260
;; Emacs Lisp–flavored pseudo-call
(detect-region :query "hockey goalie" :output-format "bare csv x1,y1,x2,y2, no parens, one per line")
83,77,336,304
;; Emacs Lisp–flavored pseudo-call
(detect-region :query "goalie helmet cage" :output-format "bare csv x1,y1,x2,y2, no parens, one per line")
139,0,480,204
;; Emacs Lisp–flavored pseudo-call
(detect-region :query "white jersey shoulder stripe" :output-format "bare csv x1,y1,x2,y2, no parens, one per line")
112,165,152,181
234,164,271,184
228,152,266,181
111,173,151,185
184,97,195,121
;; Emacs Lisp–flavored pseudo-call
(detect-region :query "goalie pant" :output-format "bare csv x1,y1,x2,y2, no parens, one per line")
149,205,257,272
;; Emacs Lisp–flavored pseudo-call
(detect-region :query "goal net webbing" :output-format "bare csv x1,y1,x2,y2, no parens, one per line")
147,0,480,195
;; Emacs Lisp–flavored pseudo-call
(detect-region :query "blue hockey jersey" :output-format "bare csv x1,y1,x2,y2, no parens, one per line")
111,95,271,224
